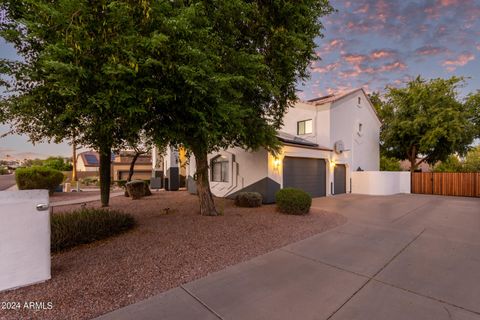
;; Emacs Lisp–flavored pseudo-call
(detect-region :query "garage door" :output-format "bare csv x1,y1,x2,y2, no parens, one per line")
334,164,346,195
283,157,326,197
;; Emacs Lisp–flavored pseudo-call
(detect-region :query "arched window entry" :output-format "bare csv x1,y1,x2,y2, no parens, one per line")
211,155,229,182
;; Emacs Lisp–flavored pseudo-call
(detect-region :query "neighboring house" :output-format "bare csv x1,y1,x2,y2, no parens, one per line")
112,151,152,181
181,88,381,203
77,151,100,172
77,150,153,181
399,159,432,172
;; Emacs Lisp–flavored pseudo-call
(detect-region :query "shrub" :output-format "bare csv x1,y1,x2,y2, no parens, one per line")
15,166,64,195
235,192,262,207
81,176,99,186
51,208,135,252
275,188,312,215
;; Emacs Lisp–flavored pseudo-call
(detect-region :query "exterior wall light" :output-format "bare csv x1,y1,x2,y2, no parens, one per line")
273,158,281,168
330,159,336,168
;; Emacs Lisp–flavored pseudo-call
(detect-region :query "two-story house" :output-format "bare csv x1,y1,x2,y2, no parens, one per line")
178,88,380,203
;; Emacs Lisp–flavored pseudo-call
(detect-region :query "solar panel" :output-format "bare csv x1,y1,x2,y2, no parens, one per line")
84,154,99,165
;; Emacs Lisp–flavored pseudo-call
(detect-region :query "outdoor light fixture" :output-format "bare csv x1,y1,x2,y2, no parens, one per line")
273,158,281,168
330,159,336,167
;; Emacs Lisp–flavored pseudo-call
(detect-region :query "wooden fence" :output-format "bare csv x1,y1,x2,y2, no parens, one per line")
411,172,480,197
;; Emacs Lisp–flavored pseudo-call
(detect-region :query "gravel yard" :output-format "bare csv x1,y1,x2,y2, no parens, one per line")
0,191,346,320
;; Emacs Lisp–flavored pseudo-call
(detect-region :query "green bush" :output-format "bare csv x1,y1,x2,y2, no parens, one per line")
15,166,64,195
51,208,135,252
81,176,99,186
235,192,263,207
275,188,312,215
115,179,127,188
0,167,8,175
42,156,73,171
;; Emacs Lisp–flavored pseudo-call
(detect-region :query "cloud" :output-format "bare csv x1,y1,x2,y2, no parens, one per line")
311,62,340,74
477,44,480,51
414,45,449,56
442,52,475,71
370,49,398,60
316,38,346,57
343,54,368,65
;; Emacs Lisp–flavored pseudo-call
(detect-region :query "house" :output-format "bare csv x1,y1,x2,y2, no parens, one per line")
77,150,153,181
158,88,381,203
76,151,100,172
112,151,152,181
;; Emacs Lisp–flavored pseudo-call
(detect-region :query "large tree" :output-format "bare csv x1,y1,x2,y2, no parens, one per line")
379,77,476,172
143,0,333,215
0,0,149,206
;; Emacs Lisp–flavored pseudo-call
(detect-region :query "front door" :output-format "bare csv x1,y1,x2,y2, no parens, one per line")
334,164,346,194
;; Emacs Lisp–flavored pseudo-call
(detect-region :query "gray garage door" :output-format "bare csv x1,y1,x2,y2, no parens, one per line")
334,164,346,195
283,157,326,197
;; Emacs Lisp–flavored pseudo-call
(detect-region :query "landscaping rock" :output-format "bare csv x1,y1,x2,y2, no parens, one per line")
144,182,152,196
235,192,263,207
126,180,147,200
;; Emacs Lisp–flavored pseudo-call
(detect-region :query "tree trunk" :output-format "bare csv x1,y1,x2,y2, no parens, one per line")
193,150,218,216
127,152,141,182
408,145,417,173
72,142,78,182
99,147,111,207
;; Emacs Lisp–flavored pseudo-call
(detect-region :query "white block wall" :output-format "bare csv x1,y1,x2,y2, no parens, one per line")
0,190,51,292
351,171,410,195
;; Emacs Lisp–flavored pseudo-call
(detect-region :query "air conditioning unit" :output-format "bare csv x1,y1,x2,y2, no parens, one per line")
334,140,345,154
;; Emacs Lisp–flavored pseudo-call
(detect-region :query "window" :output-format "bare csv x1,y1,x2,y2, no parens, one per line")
357,122,363,136
211,155,229,182
358,97,361,105
297,119,313,135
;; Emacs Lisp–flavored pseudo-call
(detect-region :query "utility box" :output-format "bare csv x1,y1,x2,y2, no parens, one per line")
0,190,51,292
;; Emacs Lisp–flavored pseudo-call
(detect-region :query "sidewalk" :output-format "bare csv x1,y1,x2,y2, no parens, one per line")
50,191,124,207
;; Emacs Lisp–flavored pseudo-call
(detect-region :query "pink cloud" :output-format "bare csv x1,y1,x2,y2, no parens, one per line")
343,54,368,65
378,60,407,72
370,49,397,60
415,45,449,56
442,52,475,71
439,0,460,6
477,44,480,51
316,38,345,57
311,62,340,74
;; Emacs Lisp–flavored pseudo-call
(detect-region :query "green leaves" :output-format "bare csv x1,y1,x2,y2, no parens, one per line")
379,76,477,169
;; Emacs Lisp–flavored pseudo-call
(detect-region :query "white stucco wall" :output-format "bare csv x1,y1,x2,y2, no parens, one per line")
282,101,330,147
208,147,268,198
351,171,411,195
329,92,380,172
0,190,51,292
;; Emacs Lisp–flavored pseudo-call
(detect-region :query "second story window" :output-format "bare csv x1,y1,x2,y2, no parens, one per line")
297,119,313,135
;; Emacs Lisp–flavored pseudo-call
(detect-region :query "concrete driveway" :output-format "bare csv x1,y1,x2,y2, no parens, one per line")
96,194,480,320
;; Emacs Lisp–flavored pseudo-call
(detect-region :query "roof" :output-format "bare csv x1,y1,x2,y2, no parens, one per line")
78,151,100,167
277,131,332,151
306,88,382,125
307,88,362,105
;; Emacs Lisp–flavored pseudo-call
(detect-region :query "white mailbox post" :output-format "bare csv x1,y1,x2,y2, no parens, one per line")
0,190,51,292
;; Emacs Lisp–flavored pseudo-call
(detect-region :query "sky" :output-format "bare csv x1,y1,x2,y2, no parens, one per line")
1,0,480,159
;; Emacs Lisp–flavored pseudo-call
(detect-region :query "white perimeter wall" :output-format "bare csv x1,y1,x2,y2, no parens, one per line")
0,190,51,292
351,171,410,195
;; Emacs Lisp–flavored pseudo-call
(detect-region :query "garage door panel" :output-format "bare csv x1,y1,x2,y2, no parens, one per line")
283,157,326,197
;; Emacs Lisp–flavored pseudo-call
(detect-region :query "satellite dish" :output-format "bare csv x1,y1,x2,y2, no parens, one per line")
334,140,345,154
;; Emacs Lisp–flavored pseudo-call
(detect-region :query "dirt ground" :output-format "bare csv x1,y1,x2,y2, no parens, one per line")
0,191,346,320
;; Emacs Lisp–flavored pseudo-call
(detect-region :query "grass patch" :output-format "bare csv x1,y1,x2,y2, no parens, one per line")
51,208,136,252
